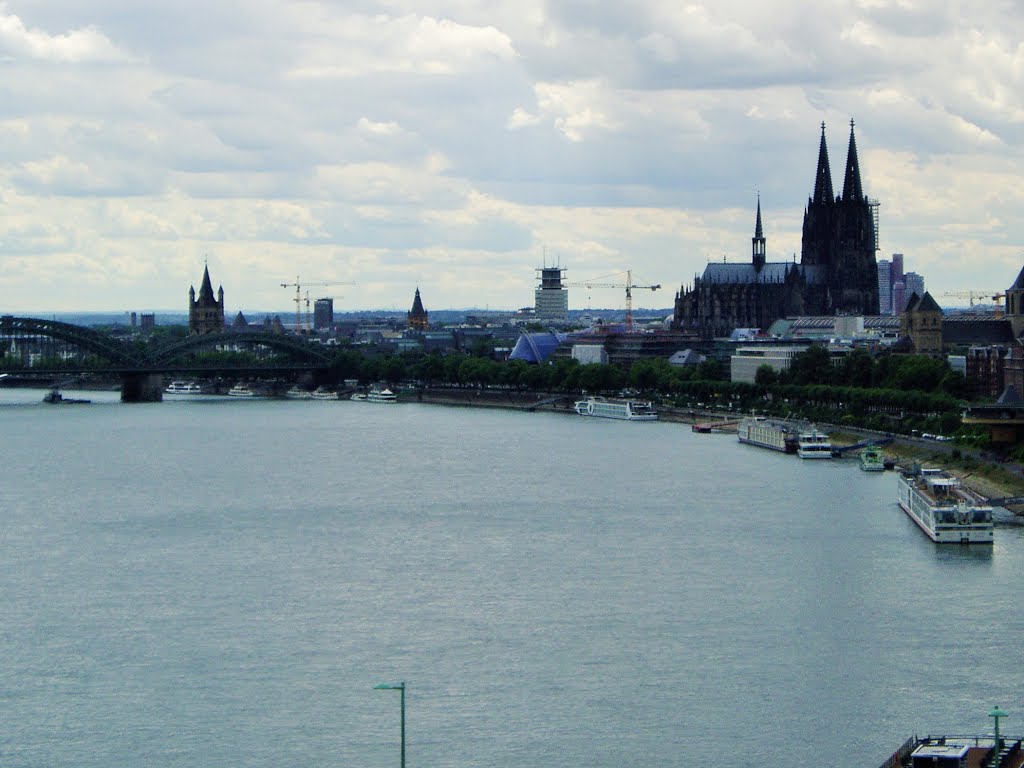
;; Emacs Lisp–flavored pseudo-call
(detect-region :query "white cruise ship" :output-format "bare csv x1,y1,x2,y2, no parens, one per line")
227,383,258,397
574,396,657,421
796,428,832,459
365,387,397,403
165,380,203,395
897,466,994,544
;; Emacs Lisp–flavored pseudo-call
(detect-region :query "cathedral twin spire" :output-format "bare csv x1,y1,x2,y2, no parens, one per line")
811,119,864,204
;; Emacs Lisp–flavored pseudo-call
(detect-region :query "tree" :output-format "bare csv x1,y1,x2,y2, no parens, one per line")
754,364,779,386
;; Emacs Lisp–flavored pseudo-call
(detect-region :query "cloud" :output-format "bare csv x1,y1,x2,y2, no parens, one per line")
2,0,1024,312
0,3,126,62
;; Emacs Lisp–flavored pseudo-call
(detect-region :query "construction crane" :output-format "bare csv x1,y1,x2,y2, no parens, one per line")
940,290,995,308
940,290,1005,317
565,270,661,331
280,277,355,334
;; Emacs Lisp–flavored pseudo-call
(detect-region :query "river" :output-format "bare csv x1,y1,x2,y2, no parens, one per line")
2,388,1022,767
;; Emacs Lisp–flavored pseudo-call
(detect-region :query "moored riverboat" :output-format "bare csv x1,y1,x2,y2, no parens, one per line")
736,416,799,453
310,386,338,400
796,428,832,459
573,396,657,421
859,445,885,472
227,383,259,398
897,465,994,544
364,387,395,405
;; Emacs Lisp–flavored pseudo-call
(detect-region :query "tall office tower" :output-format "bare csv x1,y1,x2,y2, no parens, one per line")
313,298,334,329
877,259,892,315
535,265,569,321
893,281,907,314
904,272,925,301
891,253,904,283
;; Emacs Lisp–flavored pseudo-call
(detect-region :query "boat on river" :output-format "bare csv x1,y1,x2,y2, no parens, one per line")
858,445,885,472
880,729,1024,768
43,389,90,404
165,380,203,395
573,396,657,421
897,465,994,544
310,386,338,400
366,387,397,403
796,428,832,459
736,416,799,453
227,383,258,398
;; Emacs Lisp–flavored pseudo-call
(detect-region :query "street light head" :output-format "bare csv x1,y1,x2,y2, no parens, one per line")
375,682,405,690
990,706,1009,718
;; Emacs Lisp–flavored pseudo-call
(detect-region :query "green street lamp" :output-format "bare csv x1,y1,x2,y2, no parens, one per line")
374,682,406,768
989,706,1008,768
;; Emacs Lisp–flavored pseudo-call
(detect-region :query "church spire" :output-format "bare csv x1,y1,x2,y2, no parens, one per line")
198,264,216,302
812,122,834,205
752,194,766,271
841,118,864,202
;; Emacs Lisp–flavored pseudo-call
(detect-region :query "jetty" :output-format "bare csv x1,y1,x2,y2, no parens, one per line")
691,418,741,433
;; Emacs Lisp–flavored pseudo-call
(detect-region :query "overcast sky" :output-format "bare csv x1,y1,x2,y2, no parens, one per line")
1,0,1022,315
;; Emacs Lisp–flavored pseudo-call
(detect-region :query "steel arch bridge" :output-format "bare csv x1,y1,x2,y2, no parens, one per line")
0,315,142,368
1,317,337,398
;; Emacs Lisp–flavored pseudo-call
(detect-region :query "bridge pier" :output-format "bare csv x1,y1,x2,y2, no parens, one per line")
121,373,164,403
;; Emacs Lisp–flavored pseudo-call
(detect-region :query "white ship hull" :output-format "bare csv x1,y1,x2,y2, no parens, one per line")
574,397,657,421
897,471,994,544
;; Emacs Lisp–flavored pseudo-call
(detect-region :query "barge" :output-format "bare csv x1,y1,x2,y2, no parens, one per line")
736,416,799,453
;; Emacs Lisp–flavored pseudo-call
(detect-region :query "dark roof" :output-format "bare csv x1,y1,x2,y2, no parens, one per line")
904,292,921,312
997,385,1024,406
917,291,942,312
754,196,764,239
410,287,426,315
197,265,217,303
1010,265,1024,291
700,261,828,285
942,317,1015,345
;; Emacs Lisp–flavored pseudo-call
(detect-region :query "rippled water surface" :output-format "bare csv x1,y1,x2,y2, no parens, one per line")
2,388,1022,767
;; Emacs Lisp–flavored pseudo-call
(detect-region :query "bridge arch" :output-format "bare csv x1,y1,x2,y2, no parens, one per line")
0,316,140,367
147,331,334,367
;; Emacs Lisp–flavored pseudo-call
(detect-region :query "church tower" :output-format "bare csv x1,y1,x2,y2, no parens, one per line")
1005,265,1024,338
752,195,766,272
800,120,879,315
189,264,225,334
408,287,429,330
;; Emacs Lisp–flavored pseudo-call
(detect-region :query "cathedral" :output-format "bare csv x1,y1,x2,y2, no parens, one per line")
674,121,880,338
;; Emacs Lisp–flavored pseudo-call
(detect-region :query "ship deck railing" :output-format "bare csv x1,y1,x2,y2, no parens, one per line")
881,735,1024,768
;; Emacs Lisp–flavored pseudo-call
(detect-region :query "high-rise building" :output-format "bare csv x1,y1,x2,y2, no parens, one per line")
535,265,569,321
877,259,892,315
891,253,904,283
893,281,907,315
313,298,334,330
904,272,925,302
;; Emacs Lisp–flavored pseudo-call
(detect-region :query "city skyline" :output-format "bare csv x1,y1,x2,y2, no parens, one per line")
2,1,1024,313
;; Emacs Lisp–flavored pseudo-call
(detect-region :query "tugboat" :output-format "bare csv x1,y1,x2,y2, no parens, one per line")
43,388,90,404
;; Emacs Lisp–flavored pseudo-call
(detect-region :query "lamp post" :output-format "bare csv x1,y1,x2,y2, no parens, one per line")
374,682,406,768
989,706,1008,768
